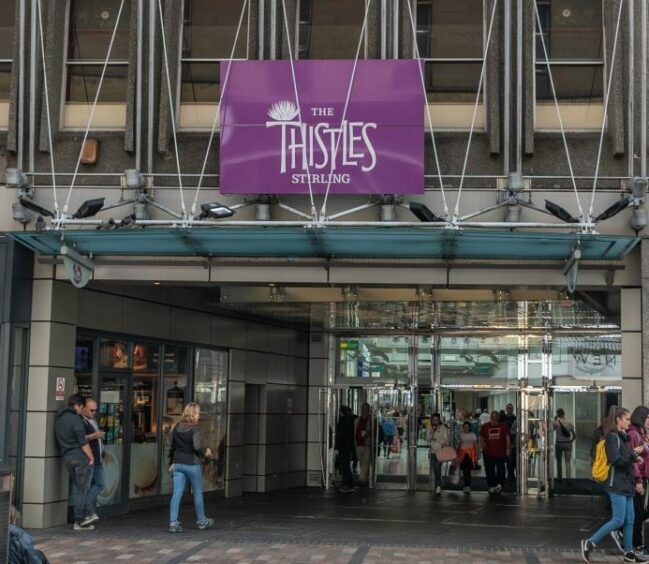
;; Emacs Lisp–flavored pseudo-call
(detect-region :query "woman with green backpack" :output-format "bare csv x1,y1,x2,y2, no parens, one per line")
581,407,647,563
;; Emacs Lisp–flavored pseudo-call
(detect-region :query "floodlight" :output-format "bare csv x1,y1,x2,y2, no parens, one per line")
199,202,235,220
594,197,631,222
19,197,55,218
73,198,105,219
545,200,579,224
408,201,444,223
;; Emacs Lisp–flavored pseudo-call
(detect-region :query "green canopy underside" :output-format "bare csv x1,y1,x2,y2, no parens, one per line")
8,227,640,261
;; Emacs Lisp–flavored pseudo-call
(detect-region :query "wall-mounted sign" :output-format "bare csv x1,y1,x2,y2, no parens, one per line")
55,377,65,401
61,245,93,289
220,60,424,195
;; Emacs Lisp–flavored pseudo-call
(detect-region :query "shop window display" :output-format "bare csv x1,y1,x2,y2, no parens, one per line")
74,334,227,507
98,378,126,507
74,338,94,397
99,339,130,370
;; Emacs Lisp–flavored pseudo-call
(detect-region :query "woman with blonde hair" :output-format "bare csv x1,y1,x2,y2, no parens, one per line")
168,402,214,533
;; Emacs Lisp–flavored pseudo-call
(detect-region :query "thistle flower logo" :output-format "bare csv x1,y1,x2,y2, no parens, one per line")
268,100,299,121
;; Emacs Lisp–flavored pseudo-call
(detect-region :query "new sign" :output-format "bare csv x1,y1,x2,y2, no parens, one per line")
219,60,424,195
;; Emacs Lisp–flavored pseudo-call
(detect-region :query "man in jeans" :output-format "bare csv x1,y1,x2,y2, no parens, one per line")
54,394,96,530
81,397,105,521
480,410,510,494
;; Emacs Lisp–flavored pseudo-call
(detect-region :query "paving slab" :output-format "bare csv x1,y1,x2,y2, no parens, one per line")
29,488,626,563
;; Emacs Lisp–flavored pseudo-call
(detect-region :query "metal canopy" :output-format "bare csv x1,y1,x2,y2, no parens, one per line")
7,227,640,261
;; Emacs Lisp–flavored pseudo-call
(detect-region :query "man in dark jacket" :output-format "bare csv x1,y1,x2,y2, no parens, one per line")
54,394,96,530
335,405,356,492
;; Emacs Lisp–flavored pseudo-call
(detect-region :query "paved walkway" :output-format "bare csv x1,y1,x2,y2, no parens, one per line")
31,489,626,563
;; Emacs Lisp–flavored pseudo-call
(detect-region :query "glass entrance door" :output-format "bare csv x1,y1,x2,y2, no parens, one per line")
519,390,549,497
550,389,621,494
371,386,411,489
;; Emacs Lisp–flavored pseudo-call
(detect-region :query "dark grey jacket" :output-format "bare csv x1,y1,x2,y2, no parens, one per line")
606,431,637,496
168,422,205,465
54,408,89,463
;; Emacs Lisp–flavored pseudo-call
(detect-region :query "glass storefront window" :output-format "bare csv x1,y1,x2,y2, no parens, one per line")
440,335,519,387
98,377,126,507
74,337,95,397
194,348,228,492
99,339,130,370
338,336,411,384
551,335,621,386
133,342,160,374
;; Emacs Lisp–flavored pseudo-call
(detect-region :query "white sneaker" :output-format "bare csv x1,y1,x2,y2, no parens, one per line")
494,484,503,494
73,523,95,531
435,486,441,495
463,486,471,493
487,486,496,494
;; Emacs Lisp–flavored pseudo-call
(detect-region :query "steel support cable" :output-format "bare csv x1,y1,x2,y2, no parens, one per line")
319,0,372,222
63,0,126,216
587,0,625,223
453,0,499,222
158,0,187,219
36,0,59,218
189,0,249,224
280,0,317,220
533,0,584,220
404,0,448,218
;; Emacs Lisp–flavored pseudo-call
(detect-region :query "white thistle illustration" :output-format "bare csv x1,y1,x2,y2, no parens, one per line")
267,100,299,121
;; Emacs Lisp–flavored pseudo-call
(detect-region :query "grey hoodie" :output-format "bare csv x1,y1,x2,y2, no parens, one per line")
54,408,88,463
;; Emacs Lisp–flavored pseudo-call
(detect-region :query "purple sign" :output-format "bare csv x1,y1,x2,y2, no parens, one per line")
219,60,424,195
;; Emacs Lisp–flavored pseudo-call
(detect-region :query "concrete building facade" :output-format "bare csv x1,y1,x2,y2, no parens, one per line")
0,0,647,528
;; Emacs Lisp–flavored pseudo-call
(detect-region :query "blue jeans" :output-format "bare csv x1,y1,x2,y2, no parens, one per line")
88,463,105,514
169,463,206,525
589,491,635,552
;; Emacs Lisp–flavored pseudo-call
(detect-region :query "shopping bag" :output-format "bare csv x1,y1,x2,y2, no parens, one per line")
449,465,461,486
390,436,400,454
435,446,457,463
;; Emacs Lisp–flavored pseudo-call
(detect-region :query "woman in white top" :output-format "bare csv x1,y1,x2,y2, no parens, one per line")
456,422,479,493
427,413,450,495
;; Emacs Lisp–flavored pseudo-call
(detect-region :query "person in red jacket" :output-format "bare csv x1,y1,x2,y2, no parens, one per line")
480,410,510,494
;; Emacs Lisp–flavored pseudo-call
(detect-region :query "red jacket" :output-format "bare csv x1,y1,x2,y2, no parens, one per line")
627,426,649,481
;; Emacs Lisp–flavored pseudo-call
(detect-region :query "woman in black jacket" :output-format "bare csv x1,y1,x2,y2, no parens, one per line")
581,407,646,563
168,402,214,533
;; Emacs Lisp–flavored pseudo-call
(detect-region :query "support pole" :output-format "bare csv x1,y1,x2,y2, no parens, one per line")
504,0,511,175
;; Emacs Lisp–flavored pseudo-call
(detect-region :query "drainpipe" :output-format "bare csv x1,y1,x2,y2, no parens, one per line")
503,0,511,176
147,0,155,175
136,0,143,171
18,0,25,170
628,0,634,178
516,0,523,175
28,0,36,172
642,0,647,178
